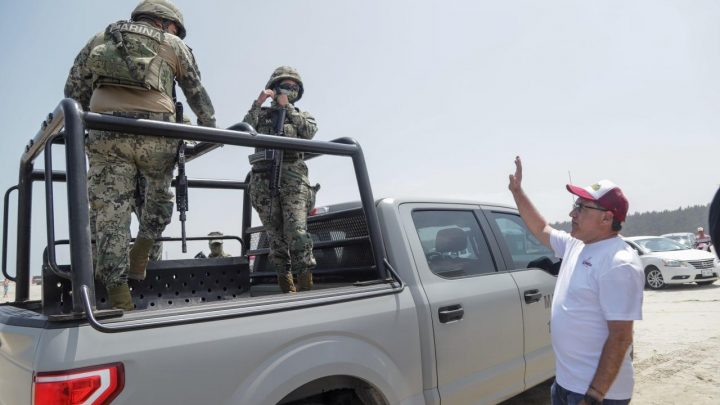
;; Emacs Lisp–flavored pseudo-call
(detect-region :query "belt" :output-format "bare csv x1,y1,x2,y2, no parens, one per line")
110,111,174,121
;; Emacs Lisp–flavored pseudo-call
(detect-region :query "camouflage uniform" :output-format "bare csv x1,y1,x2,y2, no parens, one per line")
129,115,192,262
132,174,164,261
207,231,232,258
64,0,215,308
245,67,318,292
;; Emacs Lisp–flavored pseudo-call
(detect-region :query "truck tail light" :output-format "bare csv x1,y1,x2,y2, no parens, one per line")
309,206,329,216
33,362,124,405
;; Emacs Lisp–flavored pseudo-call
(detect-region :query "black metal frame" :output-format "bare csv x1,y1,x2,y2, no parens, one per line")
7,98,391,322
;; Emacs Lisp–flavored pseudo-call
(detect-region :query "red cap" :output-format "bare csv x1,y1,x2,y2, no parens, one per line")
566,179,629,222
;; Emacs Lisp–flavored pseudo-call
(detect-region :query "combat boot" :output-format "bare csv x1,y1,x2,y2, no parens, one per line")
129,237,154,280
298,272,313,292
107,284,134,311
278,273,296,293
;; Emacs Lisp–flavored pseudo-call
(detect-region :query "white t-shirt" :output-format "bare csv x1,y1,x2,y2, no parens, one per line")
550,229,644,400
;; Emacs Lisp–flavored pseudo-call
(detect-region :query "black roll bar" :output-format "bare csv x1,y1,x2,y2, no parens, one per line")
15,98,392,327
63,100,97,312
2,185,18,282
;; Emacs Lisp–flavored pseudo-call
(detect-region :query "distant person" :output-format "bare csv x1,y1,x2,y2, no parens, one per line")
508,156,644,405
207,232,231,258
64,0,216,310
2,278,9,298
695,227,711,251
244,66,319,293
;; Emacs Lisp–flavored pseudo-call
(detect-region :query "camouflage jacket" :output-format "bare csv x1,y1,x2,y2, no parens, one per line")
64,20,216,127
243,102,317,161
207,251,231,258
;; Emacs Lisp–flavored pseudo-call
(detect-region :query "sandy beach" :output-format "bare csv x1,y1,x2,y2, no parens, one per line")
1,281,42,303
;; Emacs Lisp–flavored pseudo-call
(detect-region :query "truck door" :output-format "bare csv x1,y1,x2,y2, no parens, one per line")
483,209,557,389
401,204,525,405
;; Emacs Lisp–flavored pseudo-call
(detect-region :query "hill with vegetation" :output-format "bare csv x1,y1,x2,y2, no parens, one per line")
551,204,710,237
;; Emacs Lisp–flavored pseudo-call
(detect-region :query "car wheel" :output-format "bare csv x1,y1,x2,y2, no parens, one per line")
697,280,716,286
645,266,665,289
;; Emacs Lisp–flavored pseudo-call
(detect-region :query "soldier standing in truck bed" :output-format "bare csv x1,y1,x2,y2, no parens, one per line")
244,66,319,293
64,0,216,310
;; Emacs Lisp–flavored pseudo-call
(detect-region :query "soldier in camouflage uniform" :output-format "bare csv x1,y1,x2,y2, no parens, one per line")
64,0,216,310
245,66,319,293
207,231,232,258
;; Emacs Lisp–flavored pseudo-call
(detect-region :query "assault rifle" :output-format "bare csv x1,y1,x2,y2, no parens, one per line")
269,107,286,196
174,101,189,253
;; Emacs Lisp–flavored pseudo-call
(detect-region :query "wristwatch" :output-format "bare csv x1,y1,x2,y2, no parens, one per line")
583,393,603,405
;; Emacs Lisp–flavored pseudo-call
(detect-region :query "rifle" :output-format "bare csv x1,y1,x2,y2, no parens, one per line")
174,101,189,253
268,107,286,197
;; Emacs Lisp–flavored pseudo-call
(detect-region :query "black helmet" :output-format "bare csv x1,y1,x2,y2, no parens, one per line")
265,66,304,102
131,0,187,39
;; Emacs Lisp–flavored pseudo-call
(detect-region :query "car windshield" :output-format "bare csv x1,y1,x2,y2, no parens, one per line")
664,235,693,248
635,237,687,252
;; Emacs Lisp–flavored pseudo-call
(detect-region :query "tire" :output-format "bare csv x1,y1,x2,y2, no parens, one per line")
645,266,665,290
697,280,716,286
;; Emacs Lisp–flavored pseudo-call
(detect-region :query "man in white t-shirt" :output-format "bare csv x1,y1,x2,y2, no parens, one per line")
508,156,644,405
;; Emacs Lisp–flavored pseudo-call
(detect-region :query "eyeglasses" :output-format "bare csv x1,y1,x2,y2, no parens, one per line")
572,202,609,213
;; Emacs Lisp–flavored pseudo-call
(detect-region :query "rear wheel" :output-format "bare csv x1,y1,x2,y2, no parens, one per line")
697,280,716,286
645,266,665,289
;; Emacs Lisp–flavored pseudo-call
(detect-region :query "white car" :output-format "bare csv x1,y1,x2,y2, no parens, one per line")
624,236,719,289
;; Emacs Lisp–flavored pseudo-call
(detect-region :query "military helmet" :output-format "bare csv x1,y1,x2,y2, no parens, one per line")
265,66,304,101
131,0,187,39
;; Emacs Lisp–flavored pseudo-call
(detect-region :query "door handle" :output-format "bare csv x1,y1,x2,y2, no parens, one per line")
524,289,542,304
438,304,464,323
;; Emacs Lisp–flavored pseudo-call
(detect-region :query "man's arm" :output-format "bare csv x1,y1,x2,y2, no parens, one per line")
64,34,103,110
585,320,634,402
174,40,216,127
508,156,554,247
243,99,263,128
286,108,317,140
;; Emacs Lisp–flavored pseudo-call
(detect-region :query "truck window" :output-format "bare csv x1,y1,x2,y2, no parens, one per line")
489,212,554,269
411,210,496,278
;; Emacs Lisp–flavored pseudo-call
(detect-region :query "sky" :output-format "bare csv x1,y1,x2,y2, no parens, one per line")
1,0,719,269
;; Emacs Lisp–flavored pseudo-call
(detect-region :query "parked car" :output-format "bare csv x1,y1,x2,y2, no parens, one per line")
31,276,42,285
660,232,697,249
624,236,719,289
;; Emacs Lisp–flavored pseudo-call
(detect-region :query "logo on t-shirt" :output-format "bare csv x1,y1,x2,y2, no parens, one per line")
582,257,592,268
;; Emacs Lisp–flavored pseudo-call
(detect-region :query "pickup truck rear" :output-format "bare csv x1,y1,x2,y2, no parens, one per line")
0,99,557,405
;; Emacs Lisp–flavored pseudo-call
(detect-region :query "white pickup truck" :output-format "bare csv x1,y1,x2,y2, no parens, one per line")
0,99,557,405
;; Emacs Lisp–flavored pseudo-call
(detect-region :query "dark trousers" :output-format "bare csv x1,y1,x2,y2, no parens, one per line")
551,381,631,405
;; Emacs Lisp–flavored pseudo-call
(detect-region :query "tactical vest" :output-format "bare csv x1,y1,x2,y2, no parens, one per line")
88,21,175,98
251,107,303,162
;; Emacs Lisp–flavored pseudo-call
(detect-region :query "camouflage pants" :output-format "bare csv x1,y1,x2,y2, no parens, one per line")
131,173,164,261
86,118,177,288
249,161,317,275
